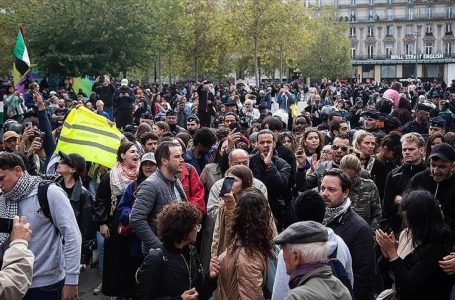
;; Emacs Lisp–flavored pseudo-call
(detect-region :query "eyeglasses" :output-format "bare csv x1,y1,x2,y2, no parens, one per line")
331,144,348,152
195,224,202,232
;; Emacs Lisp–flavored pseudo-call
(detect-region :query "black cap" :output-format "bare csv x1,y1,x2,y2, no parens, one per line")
258,102,269,110
58,151,86,175
429,143,455,162
274,221,328,245
187,115,200,123
430,116,446,128
225,101,237,107
165,110,177,116
140,111,152,119
362,109,380,119
416,103,433,112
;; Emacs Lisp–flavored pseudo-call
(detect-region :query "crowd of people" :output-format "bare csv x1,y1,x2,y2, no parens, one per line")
1,76,455,299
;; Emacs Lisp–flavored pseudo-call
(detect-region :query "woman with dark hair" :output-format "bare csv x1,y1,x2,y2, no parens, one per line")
150,94,162,117
300,128,324,163
425,133,444,162
391,97,412,125
93,142,139,297
135,201,219,300
218,187,275,299
200,137,229,197
55,152,96,272
444,132,455,148
376,190,453,300
376,131,402,171
278,131,298,152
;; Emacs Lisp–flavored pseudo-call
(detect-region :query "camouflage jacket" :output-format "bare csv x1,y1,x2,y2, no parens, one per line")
349,177,382,231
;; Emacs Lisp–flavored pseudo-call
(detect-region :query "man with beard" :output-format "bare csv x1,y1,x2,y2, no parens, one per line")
320,169,375,300
51,99,68,129
361,109,385,140
382,133,427,234
249,129,290,230
292,115,311,142
185,128,217,174
402,103,432,134
130,141,187,254
186,115,200,136
305,135,368,191
165,110,186,135
409,143,455,234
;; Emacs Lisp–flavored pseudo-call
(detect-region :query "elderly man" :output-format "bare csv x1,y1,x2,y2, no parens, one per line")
274,221,351,300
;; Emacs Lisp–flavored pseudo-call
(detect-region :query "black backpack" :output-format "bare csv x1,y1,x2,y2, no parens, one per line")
327,246,353,297
37,180,56,222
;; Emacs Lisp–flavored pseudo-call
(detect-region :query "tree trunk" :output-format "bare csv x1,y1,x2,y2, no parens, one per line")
254,36,259,87
279,44,283,83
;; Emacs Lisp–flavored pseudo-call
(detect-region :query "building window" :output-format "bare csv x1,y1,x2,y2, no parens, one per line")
407,0,413,3
368,45,374,59
428,7,433,19
402,64,416,78
446,23,453,34
387,10,394,22
426,25,433,34
369,9,374,21
385,44,393,58
350,27,356,37
425,42,433,55
386,25,394,37
406,25,414,36
362,65,375,79
368,26,374,37
448,7,453,18
423,64,443,79
381,65,396,78
351,48,356,59
369,0,374,4
350,10,356,21
446,42,453,56
405,43,414,55
351,0,355,5
407,8,413,20
387,0,393,4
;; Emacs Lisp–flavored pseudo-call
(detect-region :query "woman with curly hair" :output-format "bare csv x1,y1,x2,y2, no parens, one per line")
218,187,275,299
278,131,298,152
136,201,219,300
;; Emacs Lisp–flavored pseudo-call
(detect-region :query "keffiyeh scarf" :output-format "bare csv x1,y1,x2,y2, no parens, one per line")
0,173,41,246
322,198,351,226
109,162,138,216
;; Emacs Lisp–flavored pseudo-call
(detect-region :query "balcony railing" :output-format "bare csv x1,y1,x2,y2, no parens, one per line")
347,12,451,22
351,53,455,60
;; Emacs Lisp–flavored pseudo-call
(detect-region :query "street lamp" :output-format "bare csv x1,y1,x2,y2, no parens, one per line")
415,30,420,83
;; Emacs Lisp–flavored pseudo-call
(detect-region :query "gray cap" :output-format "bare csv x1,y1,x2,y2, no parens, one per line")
141,152,156,164
274,221,328,245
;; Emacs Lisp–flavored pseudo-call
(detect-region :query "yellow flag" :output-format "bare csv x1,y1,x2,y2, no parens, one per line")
55,107,122,168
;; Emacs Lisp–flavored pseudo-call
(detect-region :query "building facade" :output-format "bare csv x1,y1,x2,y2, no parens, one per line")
305,0,455,83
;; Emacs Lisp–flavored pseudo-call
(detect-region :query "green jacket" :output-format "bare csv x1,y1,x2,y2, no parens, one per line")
285,266,352,300
349,177,382,231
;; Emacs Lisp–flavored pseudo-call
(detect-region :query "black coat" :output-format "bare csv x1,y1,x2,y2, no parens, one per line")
382,163,427,234
327,207,376,300
135,243,216,300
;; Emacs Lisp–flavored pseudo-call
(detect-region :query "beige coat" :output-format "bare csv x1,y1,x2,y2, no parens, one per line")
0,239,34,300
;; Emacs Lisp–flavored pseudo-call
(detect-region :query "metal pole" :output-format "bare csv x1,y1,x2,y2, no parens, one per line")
415,30,419,82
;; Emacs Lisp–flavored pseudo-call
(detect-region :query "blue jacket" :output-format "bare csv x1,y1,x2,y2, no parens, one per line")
185,147,216,175
276,92,296,111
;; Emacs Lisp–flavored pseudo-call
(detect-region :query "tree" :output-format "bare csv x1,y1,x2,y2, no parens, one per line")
11,0,153,77
297,8,352,80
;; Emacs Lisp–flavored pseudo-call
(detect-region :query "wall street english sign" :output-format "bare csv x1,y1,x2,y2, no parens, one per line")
390,54,444,60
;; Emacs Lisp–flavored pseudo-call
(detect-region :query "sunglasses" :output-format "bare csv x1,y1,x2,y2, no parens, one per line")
331,144,348,152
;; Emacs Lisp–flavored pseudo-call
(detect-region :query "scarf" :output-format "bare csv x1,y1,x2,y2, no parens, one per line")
109,162,138,216
289,263,327,289
0,173,41,246
322,198,351,226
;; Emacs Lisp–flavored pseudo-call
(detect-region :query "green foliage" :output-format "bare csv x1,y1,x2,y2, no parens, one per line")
2,0,353,81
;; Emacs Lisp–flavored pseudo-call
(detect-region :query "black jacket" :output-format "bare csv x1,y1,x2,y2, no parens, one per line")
327,207,376,300
409,169,455,234
249,151,290,228
55,176,97,265
114,86,135,110
383,162,427,234
135,243,216,300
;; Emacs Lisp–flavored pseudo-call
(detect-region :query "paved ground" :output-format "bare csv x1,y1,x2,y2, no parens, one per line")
79,266,109,300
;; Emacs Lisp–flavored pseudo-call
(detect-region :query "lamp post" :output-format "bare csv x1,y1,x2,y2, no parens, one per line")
415,30,420,82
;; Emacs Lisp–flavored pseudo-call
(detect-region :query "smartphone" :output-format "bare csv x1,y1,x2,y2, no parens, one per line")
219,176,235,197
229,122,241,133
25,122,32,131
0,218,13,233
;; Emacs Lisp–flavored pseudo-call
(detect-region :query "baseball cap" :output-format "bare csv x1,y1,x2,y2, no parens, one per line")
362,109,380,119
141,152,156,164
2,131,19,142
430,116,446,128
121,79,128,86
58,151,86,175
428,143,455,162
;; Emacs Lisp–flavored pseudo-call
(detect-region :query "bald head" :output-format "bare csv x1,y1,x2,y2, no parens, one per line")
228,149,249,167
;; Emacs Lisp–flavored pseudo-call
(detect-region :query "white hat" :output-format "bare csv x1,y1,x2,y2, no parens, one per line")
141,152,156,164
121,79,128,86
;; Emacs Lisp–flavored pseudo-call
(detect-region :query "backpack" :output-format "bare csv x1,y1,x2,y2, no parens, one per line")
37,180,55,223
327,246,353,297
